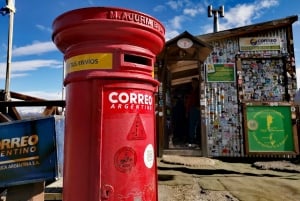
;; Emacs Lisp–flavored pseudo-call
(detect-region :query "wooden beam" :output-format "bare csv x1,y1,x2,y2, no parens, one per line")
0,112,11,122
172,68,199,80
8,107,21,120
10,91,46,101
44,193,62,200
43,106,61,116
171,75,199,86
0,100,65,107
198,15,298,42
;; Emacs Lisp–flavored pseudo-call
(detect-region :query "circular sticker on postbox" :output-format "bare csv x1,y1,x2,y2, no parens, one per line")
114,146,137,173
144,144,154,169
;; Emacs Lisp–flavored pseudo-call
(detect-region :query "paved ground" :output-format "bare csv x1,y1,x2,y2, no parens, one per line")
158,155,300,201
3,155,298,201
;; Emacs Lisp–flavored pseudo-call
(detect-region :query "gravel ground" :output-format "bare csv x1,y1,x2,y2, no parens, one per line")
3,156,298,201
159,183,239,201
253,160,300,173
158,156,300,201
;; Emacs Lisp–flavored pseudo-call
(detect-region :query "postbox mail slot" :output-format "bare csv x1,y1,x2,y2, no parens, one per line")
124,54,152,66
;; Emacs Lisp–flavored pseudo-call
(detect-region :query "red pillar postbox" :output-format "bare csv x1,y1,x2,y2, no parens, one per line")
52,7,165,201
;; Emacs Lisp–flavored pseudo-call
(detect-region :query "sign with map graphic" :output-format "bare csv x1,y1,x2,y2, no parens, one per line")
243,103,299,155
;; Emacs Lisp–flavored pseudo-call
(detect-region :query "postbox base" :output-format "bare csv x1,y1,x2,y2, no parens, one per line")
63,79,158,201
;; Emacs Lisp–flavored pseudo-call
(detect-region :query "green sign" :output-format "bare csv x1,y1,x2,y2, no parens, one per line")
245,105,295,153
207,63,235,82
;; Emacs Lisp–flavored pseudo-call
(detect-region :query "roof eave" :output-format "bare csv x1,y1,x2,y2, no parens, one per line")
197,15,298,42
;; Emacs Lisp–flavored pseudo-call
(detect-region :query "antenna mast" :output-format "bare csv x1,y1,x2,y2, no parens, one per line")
208,5,224,32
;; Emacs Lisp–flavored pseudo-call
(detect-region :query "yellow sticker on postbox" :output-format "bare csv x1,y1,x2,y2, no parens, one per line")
66,53,113,73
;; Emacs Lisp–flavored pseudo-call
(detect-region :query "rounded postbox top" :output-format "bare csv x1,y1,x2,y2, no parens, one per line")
52,7,165,55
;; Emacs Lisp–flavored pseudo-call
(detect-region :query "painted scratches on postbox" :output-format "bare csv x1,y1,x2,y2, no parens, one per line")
143,184,155,201
114,146,137,173
127,113,147,140
117,184,155,201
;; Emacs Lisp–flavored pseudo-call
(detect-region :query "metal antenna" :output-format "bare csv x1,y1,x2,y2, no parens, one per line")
208,5,224,32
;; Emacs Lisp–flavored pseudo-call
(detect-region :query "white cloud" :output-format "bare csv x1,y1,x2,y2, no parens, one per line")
224,4,255,28
10,59,61,71
183,8,198,17
219,0,279,31
169,15,186,29
0,59,62,79
36,24,52,33
87,0,94,5
166,0,196,11
20,90,64,100
296,21,300,26
165,29,180,41
183,5,205,17
201,24,214,34
258,0,279,8
12,41,58,57
153,5,165,12
14,90,65,116
162,0,280,37
163,0,206,39
166,0,182,10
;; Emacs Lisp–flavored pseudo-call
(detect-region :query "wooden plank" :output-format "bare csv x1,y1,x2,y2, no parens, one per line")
43,106,59,116
0,100,65,107
172,68,199,80
293,119,299,154
44,193,62,200
157,110,165,157
10,91,45,101
0,112,11,122
8,107,21,120
6,182,45,201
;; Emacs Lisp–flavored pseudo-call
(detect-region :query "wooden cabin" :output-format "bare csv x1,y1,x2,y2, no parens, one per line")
156,15,300,158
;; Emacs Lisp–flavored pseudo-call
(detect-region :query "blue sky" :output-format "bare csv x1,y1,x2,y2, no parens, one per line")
0,0,300,100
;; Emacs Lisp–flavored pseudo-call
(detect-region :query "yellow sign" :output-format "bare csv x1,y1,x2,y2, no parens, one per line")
239,37,281,51
66,53,113,73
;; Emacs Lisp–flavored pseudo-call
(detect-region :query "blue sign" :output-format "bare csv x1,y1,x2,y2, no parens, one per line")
0,116,58,187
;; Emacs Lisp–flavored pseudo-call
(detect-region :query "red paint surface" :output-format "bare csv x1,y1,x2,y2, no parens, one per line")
52,7,164,201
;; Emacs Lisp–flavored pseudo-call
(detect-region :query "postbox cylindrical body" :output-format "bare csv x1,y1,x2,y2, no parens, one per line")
52,7,165,201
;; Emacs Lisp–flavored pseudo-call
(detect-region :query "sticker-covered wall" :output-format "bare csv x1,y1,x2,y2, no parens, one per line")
203,37,242,157
203,27,298,157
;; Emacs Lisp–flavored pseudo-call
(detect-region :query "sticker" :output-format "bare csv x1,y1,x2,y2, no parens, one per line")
143,144,154,169
291,107,296,112
247,119,258,131
127,114,147,140
114,147,137,173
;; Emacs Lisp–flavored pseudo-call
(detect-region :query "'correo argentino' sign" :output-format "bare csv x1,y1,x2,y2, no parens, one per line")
0,117,57,187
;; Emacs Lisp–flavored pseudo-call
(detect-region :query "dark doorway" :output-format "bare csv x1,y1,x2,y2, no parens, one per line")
168,79,201,150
